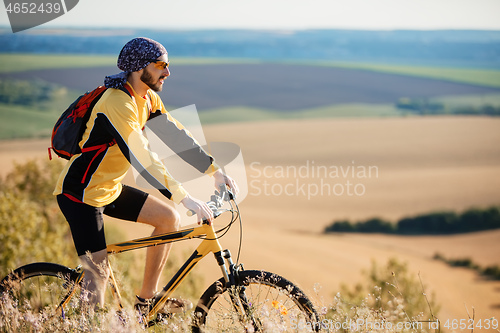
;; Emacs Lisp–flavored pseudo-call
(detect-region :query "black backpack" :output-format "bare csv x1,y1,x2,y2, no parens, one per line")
48,85,133,160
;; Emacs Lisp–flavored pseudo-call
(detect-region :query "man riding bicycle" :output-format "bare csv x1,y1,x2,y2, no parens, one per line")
54,37,238,315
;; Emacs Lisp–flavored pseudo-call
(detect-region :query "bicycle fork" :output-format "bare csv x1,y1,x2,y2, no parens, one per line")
215,250,261,331
214,249,235,285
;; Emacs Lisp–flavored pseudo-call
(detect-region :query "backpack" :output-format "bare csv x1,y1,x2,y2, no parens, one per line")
48,85,134,160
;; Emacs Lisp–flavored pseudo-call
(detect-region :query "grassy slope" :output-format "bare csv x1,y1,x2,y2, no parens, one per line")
0,104,55,138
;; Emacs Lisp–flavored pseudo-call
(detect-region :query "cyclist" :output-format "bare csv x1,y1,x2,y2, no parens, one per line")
53,37,238,315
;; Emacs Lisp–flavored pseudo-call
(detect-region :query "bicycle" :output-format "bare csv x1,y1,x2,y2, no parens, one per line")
0,185,320,332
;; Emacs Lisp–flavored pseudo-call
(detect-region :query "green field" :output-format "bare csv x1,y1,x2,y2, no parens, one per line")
0,104,56,139
0,54,260,73
433,93,500,106
0,54,116,73
1,53,499,140
0,102,401,140
197,103,401,124
2,53,500,88
290,60,500,88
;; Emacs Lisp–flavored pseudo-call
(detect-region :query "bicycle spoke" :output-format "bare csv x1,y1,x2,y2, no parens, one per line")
195,270,319,332
0,264,81,320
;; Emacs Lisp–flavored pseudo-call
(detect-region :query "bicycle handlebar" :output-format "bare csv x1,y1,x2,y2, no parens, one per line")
186,184,234,223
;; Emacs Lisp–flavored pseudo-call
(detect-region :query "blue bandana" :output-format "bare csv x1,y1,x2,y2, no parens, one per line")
104,37,167,88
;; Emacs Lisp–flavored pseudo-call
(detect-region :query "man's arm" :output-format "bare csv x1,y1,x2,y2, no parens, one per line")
145,112,219,175
148,93,220,176
95,96,189,204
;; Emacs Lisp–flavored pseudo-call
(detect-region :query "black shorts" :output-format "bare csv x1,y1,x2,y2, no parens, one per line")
57,185,149,256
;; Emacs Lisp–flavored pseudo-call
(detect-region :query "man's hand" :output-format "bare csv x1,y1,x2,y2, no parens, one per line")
213,170,239,198
181,171,238,225
180,194,214,225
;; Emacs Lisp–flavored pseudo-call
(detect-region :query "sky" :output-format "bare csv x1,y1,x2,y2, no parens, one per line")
1,0,500,31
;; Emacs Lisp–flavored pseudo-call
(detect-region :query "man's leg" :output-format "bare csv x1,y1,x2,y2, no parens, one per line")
135,194,180,299
57,194,109,309
79,249,109,306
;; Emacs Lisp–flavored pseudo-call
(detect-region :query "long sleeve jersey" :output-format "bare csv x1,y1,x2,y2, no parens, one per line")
54,82,219,207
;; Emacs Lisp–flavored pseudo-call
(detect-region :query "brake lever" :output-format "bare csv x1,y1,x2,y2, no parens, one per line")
186,184,233,218
217,183,234,202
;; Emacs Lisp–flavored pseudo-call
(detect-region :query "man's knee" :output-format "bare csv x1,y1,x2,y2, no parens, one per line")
171,209,181,229
160,206,180,232
138,196,181,231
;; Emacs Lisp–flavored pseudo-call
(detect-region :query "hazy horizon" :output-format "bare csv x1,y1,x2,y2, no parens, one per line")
1,0,500,33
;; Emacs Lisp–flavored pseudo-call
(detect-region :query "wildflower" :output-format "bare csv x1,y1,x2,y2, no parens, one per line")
271,300,288,315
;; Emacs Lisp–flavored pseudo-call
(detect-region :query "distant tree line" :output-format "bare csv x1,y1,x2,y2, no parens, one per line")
324,206,500,235
396,97,500,116
0,78,67,108
433,253,500,280
2,29,499,69
452,104,500,116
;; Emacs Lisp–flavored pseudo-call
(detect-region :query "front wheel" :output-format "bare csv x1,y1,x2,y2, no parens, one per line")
193,270,320,332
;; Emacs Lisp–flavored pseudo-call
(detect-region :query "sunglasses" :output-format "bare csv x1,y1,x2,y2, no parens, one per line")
146,59,170,70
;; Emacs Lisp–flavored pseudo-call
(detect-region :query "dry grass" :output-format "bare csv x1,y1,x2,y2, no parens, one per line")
1,116,500,327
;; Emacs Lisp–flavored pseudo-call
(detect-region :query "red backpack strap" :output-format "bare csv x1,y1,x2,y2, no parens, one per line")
72,86,108,118
78,85,135,182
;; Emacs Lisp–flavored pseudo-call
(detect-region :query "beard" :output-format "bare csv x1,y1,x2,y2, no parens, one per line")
140,67,164,92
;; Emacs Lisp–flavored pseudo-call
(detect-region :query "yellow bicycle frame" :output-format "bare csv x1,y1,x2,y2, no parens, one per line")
106,223,229,323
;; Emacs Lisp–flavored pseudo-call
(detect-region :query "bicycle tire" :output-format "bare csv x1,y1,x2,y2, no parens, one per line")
192,270,320,332
0,262,81,317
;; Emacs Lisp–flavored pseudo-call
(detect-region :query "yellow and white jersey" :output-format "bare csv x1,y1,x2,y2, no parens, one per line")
54,82,218,207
